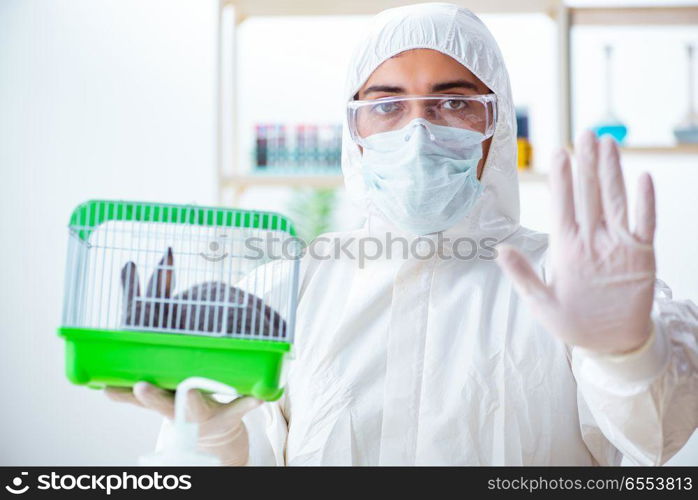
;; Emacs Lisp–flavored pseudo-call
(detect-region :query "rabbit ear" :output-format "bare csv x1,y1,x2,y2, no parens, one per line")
121,261,141,300
146,247,175,298
121,261,140,325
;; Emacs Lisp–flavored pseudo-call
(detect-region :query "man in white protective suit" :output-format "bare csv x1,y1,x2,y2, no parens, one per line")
106,3,698,466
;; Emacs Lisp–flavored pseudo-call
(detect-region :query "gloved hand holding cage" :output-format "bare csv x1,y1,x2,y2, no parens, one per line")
58,200,300,401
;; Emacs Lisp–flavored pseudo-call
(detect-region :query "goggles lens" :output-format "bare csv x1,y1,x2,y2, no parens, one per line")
348,94,497,146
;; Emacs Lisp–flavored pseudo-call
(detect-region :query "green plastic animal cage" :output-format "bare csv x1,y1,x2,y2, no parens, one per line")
57,200,300,401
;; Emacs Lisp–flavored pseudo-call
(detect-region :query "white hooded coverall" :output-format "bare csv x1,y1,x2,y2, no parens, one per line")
162,2,698,465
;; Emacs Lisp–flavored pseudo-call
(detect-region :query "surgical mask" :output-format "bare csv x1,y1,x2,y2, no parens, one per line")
360,118,484,236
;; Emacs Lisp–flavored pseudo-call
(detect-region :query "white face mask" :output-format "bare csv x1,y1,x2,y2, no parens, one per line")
360,118,484,236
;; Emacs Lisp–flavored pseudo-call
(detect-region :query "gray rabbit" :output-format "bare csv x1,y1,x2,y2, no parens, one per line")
120,247,286,338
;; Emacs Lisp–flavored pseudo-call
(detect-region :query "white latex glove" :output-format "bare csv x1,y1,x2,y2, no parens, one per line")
105,382,263,466
497,131,656,355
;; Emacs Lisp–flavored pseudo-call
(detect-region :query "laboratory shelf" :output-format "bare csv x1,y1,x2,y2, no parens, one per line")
221,0,562,20
620,145,698,155
518,170,549,183
220,170,548,192
249,167,342,177
570,6,698,26
215,2,695,204
222,174,344,189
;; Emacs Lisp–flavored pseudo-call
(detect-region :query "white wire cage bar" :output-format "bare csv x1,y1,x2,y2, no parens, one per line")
62,200,300,343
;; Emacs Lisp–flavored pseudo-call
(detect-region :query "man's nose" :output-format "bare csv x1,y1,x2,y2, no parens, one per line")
407,102,433,121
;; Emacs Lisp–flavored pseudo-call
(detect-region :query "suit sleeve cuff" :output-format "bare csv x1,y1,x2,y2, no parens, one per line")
573,321,670,386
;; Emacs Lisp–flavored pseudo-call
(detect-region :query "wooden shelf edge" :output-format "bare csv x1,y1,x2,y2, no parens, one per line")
221,171,548,189
519,170,548,183
223,0,563,19
620,145,698,154
221,174,345,188
571,6,698,26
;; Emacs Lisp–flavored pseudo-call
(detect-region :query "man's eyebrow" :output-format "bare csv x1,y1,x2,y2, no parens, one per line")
361,79,480,97
431,80,479,92
362,85,405,96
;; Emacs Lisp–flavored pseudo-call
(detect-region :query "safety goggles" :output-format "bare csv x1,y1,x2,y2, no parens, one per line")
347,94,497,149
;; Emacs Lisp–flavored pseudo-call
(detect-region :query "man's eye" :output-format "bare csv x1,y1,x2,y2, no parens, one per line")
372,102,400,114
442,99,467,111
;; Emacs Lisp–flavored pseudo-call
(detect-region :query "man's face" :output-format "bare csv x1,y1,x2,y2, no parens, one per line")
356,48,493,179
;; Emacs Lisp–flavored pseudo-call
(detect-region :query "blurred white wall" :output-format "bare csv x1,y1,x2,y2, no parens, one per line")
0,0,218,465
1,0,696,465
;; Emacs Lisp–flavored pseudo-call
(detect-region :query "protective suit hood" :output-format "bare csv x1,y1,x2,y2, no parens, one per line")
341,2,520,241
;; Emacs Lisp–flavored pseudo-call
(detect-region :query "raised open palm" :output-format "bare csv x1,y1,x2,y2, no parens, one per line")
498,131,656,354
